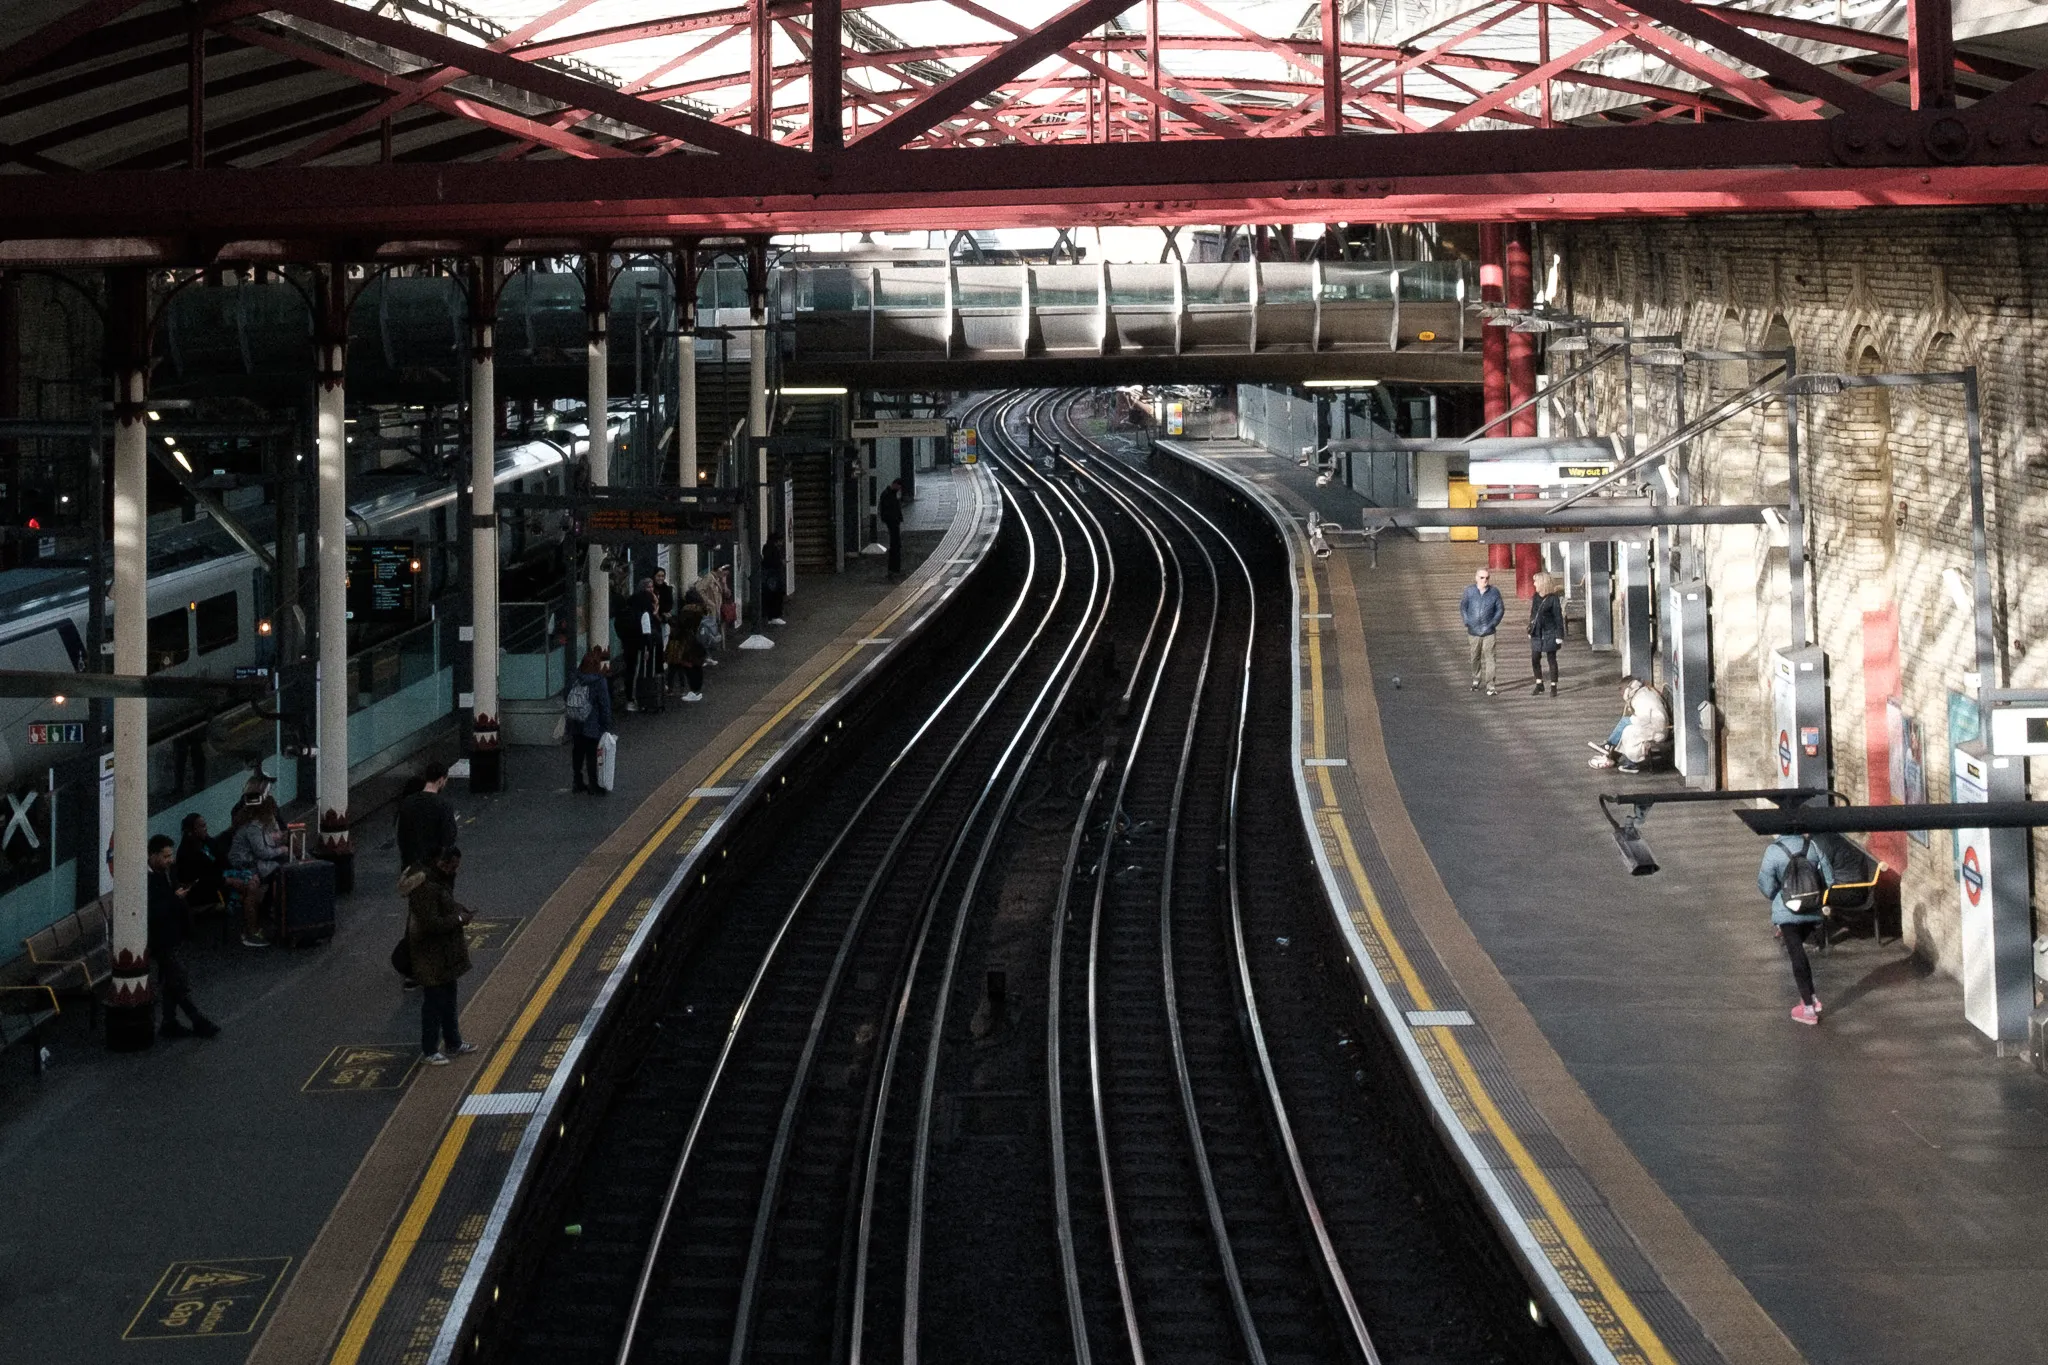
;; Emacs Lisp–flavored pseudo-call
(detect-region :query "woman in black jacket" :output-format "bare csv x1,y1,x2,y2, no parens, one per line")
1528,572,1566,696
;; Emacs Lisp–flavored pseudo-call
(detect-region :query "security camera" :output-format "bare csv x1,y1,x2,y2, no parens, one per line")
1613,821,1659,876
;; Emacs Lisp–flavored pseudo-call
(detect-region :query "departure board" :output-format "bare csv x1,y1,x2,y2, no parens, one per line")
346,540,419,623
583,504,736,542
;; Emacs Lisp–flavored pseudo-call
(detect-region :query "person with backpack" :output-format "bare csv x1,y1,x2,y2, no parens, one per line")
1758,832,1838,1025
566,647,613,794
403,845,476,1065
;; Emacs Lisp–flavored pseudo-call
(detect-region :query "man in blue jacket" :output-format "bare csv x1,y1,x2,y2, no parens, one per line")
1459,566,1506,696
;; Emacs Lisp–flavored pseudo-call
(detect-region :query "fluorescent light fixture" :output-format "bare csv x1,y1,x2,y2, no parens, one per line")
1638,347,1689,367
1303,379,1380,388
1548,335,1590,352
781,385,849,396
172,450,192,473
146,410,161,421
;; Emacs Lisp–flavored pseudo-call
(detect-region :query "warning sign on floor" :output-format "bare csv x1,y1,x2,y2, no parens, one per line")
123,1257,291,1340
302,1044,418,1093
464,916,524,954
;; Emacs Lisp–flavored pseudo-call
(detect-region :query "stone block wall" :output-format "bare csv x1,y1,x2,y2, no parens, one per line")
1548,208,2047,979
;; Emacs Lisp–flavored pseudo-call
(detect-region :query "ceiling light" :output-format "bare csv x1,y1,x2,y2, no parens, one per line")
781,386,848,396
1548,335,1589,352
1303,379,1380,388
173,450,192,473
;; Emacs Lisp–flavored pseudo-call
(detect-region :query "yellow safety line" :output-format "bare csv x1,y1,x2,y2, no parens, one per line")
329,501,981,1364
1295,532,1674,1365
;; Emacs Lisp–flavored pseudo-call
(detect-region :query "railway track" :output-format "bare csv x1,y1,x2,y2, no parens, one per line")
492,389,1571,1365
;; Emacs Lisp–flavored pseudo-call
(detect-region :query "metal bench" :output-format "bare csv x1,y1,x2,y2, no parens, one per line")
1818,837,1890,950
22,898,112,1027
0,983,61,1076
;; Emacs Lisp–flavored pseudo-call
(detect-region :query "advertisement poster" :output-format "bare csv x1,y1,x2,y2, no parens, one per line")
952,427,978,464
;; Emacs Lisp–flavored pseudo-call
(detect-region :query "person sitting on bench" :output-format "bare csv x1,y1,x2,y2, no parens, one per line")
1588,678,1671,773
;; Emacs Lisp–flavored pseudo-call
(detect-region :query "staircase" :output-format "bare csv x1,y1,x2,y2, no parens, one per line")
776,397,841,577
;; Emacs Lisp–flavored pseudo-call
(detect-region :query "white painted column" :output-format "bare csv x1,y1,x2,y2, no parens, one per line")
469,292,500,786
741,305,774,649
585,293,610,660
677,318,699,587
107,360,152,1048
315,338,349,832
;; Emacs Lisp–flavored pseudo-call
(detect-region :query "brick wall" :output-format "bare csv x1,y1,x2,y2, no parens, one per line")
1551,209,2048,979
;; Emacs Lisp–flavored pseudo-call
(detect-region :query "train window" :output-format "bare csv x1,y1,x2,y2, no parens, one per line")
147,608,190,672
195,592,239,655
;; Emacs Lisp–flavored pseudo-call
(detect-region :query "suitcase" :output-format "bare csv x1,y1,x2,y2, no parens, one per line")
274,859,337,947
597,731,618,793
634,660,665,714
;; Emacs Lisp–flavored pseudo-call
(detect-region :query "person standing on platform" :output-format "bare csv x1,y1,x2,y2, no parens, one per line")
566,647,613,794
1460,566,1504,696
1758,833,1837,1026
671,596,708,702
878,478,905,579
624,576,659,711
762,532,788,626
404,845,477,1065
692,564,728,664
652,567,677,691
1527,572,1566,697
395,761,458,873
149,834,219,1039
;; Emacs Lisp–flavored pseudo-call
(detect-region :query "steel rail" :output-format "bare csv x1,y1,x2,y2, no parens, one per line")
1054,397,1267,1364
612,393,1048,1364
721,392,1073,1364
898,398,1121,1365
1046,754,1113,1365
844,391,1110,1363
1077,416,1383,1363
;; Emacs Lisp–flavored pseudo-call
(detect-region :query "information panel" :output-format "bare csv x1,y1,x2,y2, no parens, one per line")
345,541,419,624
583,504,736,542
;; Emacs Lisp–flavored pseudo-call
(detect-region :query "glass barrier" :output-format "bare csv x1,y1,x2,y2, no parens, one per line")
1032,266,1100,308
500,600,569,701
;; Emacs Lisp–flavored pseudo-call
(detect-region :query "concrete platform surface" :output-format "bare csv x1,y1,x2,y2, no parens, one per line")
0,465,989,1365
1169,437,2048,1365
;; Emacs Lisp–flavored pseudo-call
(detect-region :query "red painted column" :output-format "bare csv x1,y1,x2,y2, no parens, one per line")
1506,222,1540,596
1478,222,1512,572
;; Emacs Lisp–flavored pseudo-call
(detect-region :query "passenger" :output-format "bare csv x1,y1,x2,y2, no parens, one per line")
566,647,614,795
651,568,677,689
1459,566,1505,696
878,478,905,578
670,596,708,703
1527,571,1565,697
149,834,219,1039
403,845,477,1065
395,761,458,874
762,532,788,626
175,812,225,911
1587,679,1671,772
625,577,659,711
227,796,289,947
692,564,728,663
1758,833,1837,1026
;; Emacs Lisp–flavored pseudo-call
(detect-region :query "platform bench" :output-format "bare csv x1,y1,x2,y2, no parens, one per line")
23,899,112,1022
1818,838,1889,950
0,983,61,1076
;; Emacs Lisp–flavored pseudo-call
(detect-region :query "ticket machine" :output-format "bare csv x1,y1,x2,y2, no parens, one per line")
1769,646,1829,796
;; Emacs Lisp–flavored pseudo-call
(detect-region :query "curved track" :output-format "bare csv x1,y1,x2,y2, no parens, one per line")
493,388,1571,1365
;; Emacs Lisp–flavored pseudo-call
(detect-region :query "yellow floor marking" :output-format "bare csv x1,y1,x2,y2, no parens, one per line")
328,517,980,1364
1289,513,1674,1365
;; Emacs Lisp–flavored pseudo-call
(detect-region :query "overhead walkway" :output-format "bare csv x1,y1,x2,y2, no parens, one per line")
1158,435,2048,1365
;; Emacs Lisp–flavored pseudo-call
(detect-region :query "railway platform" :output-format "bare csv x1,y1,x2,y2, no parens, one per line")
1159,436,2048,1365
0,464,996,1365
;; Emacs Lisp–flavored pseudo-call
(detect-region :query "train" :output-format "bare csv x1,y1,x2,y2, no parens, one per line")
0,421,604,798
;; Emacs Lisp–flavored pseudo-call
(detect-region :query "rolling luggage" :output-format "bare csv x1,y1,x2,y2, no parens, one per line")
597,731,618,793
634,655,665,714
275,859,337,947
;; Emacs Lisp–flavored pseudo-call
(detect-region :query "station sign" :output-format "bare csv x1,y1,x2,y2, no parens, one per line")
853,418,950,439
344,540,420,624
1988,706,2048,757
583,504,735,543
953,427,979,464
1466,458,1616,488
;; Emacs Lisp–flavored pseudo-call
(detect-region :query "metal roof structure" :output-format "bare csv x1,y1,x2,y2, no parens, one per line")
3,0,2047,259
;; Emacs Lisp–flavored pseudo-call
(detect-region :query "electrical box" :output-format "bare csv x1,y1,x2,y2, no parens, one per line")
1670,580,1714,786
1618,539,1652,682
1769,645,1829,794
1989,706,2048,757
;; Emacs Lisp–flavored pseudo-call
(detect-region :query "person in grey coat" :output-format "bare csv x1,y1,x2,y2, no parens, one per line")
1459,566,1505,695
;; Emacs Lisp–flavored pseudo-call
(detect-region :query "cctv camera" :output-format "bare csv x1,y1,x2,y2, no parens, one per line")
1613,822,1659,876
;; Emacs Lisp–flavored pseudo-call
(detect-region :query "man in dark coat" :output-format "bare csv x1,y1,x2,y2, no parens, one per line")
878,478,904,577
395,761,458,872
149,834,219,1038
404,845,476,1064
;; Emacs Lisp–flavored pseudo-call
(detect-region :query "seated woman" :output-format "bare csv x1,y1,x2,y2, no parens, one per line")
1588,678,1672,773
175,812,226,909
225,796,290,947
